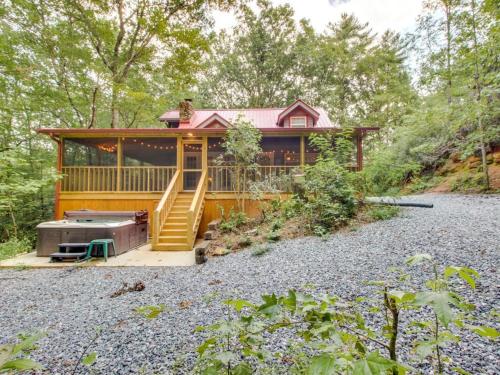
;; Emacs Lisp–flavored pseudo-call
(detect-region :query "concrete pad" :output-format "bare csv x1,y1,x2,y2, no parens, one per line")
0,243,195,268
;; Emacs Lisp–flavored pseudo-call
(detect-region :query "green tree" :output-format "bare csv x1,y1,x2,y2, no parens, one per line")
199,0,303,108
220,115,262,211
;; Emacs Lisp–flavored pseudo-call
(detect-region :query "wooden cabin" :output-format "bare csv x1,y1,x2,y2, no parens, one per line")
38,99,377,251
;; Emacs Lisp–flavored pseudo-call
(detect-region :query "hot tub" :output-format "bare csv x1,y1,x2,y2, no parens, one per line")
36,210,148,257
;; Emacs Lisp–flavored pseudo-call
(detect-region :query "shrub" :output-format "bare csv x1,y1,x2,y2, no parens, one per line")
219,207,247,233
367,205,400,221
251,245,271,257
301,159,356,231
266,231,280,242
362,148,421,195
237,236,252,248
0,237,31,261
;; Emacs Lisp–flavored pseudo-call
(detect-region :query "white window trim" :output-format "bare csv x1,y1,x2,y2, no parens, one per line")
290,116,307,128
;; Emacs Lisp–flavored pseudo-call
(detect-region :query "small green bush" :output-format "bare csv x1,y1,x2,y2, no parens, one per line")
266,231,280,242
219,208,247,233
0,237,31,261
251,245,271,257
301,159,356,231
237,236,252,248
367,205,400,221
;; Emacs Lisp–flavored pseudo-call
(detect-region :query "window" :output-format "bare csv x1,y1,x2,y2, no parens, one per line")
290,116,306,128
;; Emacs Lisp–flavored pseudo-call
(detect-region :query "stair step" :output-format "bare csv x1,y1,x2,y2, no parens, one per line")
163,223,187,228
153,243,192,251
170,208,189,213
167,214,188,219
158,236,187,243
161,230,186,236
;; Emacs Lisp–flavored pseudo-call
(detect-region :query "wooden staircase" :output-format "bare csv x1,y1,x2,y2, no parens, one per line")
152,170,208,251
155,193,195,250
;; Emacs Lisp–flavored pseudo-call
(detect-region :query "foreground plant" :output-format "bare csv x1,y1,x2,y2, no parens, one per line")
193,254,498,374
0,332,44,373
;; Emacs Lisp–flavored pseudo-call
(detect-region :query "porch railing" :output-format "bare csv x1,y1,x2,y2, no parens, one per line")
207,165,298,192
152,170,181,246
61,166,176,192
187,169,208,248
61,165,298,193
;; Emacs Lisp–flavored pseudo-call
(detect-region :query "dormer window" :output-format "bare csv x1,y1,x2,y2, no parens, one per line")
290,116,307,128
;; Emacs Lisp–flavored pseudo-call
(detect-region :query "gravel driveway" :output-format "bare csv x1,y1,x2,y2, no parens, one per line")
1,194,498,374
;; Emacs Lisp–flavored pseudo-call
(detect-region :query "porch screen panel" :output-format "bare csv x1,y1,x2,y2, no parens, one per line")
258,137,300,166
122,138,177,192
305,136,320,165
62,138,117,191
256,137,300,192
207,137,233,191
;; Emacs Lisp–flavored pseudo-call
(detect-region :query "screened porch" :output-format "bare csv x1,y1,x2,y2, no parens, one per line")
60,136,352,193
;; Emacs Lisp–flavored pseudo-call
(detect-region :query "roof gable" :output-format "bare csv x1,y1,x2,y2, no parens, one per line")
195,113,231,128
277,99,320,126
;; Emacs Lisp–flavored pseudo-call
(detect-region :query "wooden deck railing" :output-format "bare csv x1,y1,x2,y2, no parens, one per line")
207,165,298,192
152,170,181,247
187,169,208,248
61,166,117,192
61,166,176,192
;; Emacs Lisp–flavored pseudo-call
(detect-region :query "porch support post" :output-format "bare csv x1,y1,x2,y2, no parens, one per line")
55,138,63,219
117,137,122,191
176,136,182,172
300,135,305,169
202,136,208,170
356,131,363,171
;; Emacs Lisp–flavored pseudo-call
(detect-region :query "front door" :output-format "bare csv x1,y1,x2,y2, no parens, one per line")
182,142,203,190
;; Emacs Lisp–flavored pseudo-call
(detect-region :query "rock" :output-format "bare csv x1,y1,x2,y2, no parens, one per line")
245,229,259,236
212,247,230,256
195,255,207,264
194,241,210,256
204,230,215,240
207,220,221,231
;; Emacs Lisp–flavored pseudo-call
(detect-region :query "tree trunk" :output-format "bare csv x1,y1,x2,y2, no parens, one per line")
444,1,452,105
470,0,490,189
110,80,120,128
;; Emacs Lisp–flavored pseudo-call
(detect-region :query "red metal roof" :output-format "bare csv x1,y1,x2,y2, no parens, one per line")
159,106,336,128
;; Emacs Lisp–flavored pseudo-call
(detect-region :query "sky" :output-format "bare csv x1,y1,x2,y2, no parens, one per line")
214,0,425,36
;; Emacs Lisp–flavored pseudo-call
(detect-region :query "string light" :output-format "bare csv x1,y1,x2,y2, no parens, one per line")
96,143,117,153
127,138,299,155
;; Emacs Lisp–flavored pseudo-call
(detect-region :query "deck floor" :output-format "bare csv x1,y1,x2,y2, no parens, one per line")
0,243,195,268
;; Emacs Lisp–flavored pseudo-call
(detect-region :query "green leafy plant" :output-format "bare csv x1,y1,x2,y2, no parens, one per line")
135,305,166,319
219,207,248,233
367,205,400,221
265,231,280,242
251,245,271,257
0,332,45,373
0,237,31,261
193,254,498,374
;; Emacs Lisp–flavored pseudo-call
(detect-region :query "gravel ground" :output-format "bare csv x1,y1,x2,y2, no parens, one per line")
0,194,499,374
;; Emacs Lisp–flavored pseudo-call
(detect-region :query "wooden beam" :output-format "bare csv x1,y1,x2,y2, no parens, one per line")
117,137,123,191
202,136,208,170
356,132,363,171
300,135,305,169
55,139,63,219
176,136,182,172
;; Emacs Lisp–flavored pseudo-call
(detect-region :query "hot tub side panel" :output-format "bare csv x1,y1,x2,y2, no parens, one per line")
36,223,148,257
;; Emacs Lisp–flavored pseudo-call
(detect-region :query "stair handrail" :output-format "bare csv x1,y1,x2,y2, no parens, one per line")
153,170,181,246
187,169,208,248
